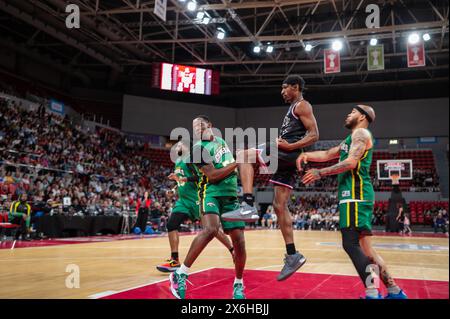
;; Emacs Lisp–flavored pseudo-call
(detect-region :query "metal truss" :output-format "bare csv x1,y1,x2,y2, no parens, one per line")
0,0,448,87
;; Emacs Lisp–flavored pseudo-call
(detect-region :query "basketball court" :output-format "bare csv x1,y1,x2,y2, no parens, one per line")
1,230,447,299
0,0,448,306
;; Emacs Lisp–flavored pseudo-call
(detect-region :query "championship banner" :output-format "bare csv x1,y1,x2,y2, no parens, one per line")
154,0,167,22
324,49,340,74
407,42,426,68
367,44,385,71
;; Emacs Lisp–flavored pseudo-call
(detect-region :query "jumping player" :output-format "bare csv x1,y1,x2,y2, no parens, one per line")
157,141,235,273
222,75,319,281
169,116,247,299
299,105,408,299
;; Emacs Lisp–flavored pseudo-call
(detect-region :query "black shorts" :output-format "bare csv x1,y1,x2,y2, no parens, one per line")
256,142,302,189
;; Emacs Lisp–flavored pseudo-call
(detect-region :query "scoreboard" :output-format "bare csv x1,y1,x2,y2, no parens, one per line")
152,62,220,96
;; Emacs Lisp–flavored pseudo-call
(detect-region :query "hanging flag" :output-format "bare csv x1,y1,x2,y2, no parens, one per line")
154,0,167,22
407,42,426,67
324,49,340,74
367,44,385,71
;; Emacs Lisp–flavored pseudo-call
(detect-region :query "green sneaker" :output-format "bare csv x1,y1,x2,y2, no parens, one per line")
169,271,188,299
233,283,246,299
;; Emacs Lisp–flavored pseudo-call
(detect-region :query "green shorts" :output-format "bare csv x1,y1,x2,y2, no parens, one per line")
201,195,246,233
172,199,201,222
339,201,373,235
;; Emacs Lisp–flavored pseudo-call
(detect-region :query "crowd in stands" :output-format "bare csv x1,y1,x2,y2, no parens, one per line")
426,206,449,234
257,194,449,234
0,97,178,232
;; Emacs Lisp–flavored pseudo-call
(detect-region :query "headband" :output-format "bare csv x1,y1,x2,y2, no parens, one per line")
354,105,373,123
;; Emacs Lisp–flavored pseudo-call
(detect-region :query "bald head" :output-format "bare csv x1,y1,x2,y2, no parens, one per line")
356,104,376,124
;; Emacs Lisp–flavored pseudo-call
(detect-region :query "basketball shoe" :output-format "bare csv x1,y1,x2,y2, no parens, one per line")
157,259,181,273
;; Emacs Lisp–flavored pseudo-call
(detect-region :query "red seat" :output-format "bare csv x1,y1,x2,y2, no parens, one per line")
0,212,20,229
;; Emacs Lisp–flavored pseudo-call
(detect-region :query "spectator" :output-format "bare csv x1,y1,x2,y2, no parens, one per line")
150,202,164,231
8,193,32,241
433,213,448,234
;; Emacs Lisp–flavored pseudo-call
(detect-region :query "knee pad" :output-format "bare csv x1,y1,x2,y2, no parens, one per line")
166,213,187,232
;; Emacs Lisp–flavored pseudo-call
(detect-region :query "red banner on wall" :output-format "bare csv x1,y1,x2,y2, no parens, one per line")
324,49,341,74
407,42,426,68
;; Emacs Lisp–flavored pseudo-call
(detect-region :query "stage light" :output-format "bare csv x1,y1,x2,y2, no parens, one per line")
253,45,261,53
266,43,274,53
196,11,205,20
187,1,197,12
370,38,378,46
305,44,313,52
216,28,226,40
332,39,343,51
408,33,420,44
423,33,431,41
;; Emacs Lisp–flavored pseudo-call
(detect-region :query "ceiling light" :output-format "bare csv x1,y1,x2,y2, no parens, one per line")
408,33,420,44
332,39,343,51
216,28,226,40
196,11,205,20
187,1,197,12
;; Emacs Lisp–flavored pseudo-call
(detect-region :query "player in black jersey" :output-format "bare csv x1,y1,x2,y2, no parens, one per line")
223,75,319,281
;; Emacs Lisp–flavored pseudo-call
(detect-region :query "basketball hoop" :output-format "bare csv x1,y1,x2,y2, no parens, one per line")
390,174,400,185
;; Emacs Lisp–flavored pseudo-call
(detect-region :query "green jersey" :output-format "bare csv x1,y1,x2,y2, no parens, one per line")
193,136,238,197
174,156,199,203
337,130,375,203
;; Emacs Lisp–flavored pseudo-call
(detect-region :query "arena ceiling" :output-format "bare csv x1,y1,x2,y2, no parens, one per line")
0,0,448,103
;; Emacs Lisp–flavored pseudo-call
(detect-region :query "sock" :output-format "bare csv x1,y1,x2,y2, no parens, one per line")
243,193,254,206
234,278,243,285
177,264,190,275
171,252,179,261
387,285,401,294
365,288,379,298
286,243,296,255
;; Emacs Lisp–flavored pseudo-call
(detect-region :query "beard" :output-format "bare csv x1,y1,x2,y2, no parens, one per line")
344,118,357,129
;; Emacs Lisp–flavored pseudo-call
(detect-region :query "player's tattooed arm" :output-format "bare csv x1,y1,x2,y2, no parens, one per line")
320,128,369,176
297,144,342,171
302,129,370,184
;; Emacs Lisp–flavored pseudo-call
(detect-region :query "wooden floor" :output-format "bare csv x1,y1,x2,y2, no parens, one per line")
0,230,448,299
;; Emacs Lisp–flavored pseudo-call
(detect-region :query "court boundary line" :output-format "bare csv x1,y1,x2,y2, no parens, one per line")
238,266,450,283
89,266,449,299
88,267,214,299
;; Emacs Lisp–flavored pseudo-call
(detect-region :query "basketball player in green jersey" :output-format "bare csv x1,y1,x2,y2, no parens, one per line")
156,141,235,273
299,105,407,299
169,116,247,300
